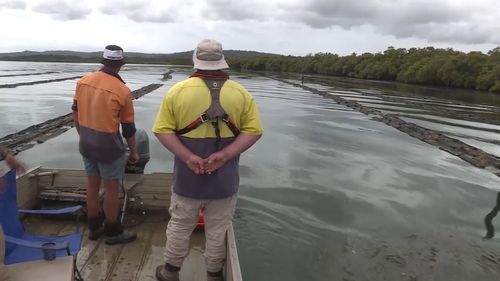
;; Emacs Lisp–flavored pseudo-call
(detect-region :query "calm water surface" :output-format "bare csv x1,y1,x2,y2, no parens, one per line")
2,61,500,281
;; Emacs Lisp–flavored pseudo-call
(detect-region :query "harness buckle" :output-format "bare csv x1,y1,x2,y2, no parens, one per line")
200,113,210,123
221,114,230,123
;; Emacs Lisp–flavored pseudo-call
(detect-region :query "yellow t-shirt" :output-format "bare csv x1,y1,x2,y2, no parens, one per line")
152,77,263,138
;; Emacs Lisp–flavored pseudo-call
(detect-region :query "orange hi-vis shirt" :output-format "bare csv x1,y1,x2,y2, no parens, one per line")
73,70,135,163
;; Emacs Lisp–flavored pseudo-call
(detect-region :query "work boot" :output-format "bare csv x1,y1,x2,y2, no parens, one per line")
87,215,104,240
105,229,137,245
207,270,224,281
155,264,180,281
104,221,137,245
88,227,105,240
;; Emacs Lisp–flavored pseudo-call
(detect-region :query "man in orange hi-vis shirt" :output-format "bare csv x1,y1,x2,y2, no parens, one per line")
72,45,138,245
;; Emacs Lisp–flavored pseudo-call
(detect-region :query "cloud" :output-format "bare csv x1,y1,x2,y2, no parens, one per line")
292,0,470,28
0,0,26,9
4,0,498,49
198,0,499,45
375,2,498,44
98,1,177,23
197,0,273,21
402,22,496,45
31,0,91,20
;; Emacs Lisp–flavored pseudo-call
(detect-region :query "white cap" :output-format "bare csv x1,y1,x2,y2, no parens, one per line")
101,45,125,66
103,48,124,61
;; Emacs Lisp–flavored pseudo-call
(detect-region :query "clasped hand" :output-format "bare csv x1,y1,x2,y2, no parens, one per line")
185,151,228,175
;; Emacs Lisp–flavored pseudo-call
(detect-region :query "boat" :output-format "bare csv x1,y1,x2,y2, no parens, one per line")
2,166,242,281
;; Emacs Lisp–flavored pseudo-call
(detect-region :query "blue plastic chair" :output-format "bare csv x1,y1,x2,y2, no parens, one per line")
0,169,84,280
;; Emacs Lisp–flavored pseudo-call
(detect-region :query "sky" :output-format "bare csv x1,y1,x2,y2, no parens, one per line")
0,0,498,56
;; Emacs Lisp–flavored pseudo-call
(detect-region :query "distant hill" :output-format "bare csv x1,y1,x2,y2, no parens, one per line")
0,50,280,65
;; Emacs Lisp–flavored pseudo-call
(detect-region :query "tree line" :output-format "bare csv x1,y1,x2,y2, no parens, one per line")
3,47,499,93
0,55,192,66
226,47,500,93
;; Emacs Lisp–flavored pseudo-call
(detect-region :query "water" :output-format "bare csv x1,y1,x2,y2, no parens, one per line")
2,61,500,280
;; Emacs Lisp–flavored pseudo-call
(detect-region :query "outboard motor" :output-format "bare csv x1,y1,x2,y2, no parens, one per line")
125,128,150,174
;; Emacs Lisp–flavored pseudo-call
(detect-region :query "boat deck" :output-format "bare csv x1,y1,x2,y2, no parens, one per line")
8,168,241,281
22,211,208,281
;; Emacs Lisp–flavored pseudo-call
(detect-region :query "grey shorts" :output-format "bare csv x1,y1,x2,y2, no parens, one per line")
82,154,126,180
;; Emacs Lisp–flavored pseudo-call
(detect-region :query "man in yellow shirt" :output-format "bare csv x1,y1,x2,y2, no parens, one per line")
153,39,263,281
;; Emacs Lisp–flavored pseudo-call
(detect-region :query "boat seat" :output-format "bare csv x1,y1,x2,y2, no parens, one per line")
40,185,104,202
0,170,83,280
33,170,141,223
1,226,73,281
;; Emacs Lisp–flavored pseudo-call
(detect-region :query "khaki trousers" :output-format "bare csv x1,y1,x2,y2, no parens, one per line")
164,192,238,273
